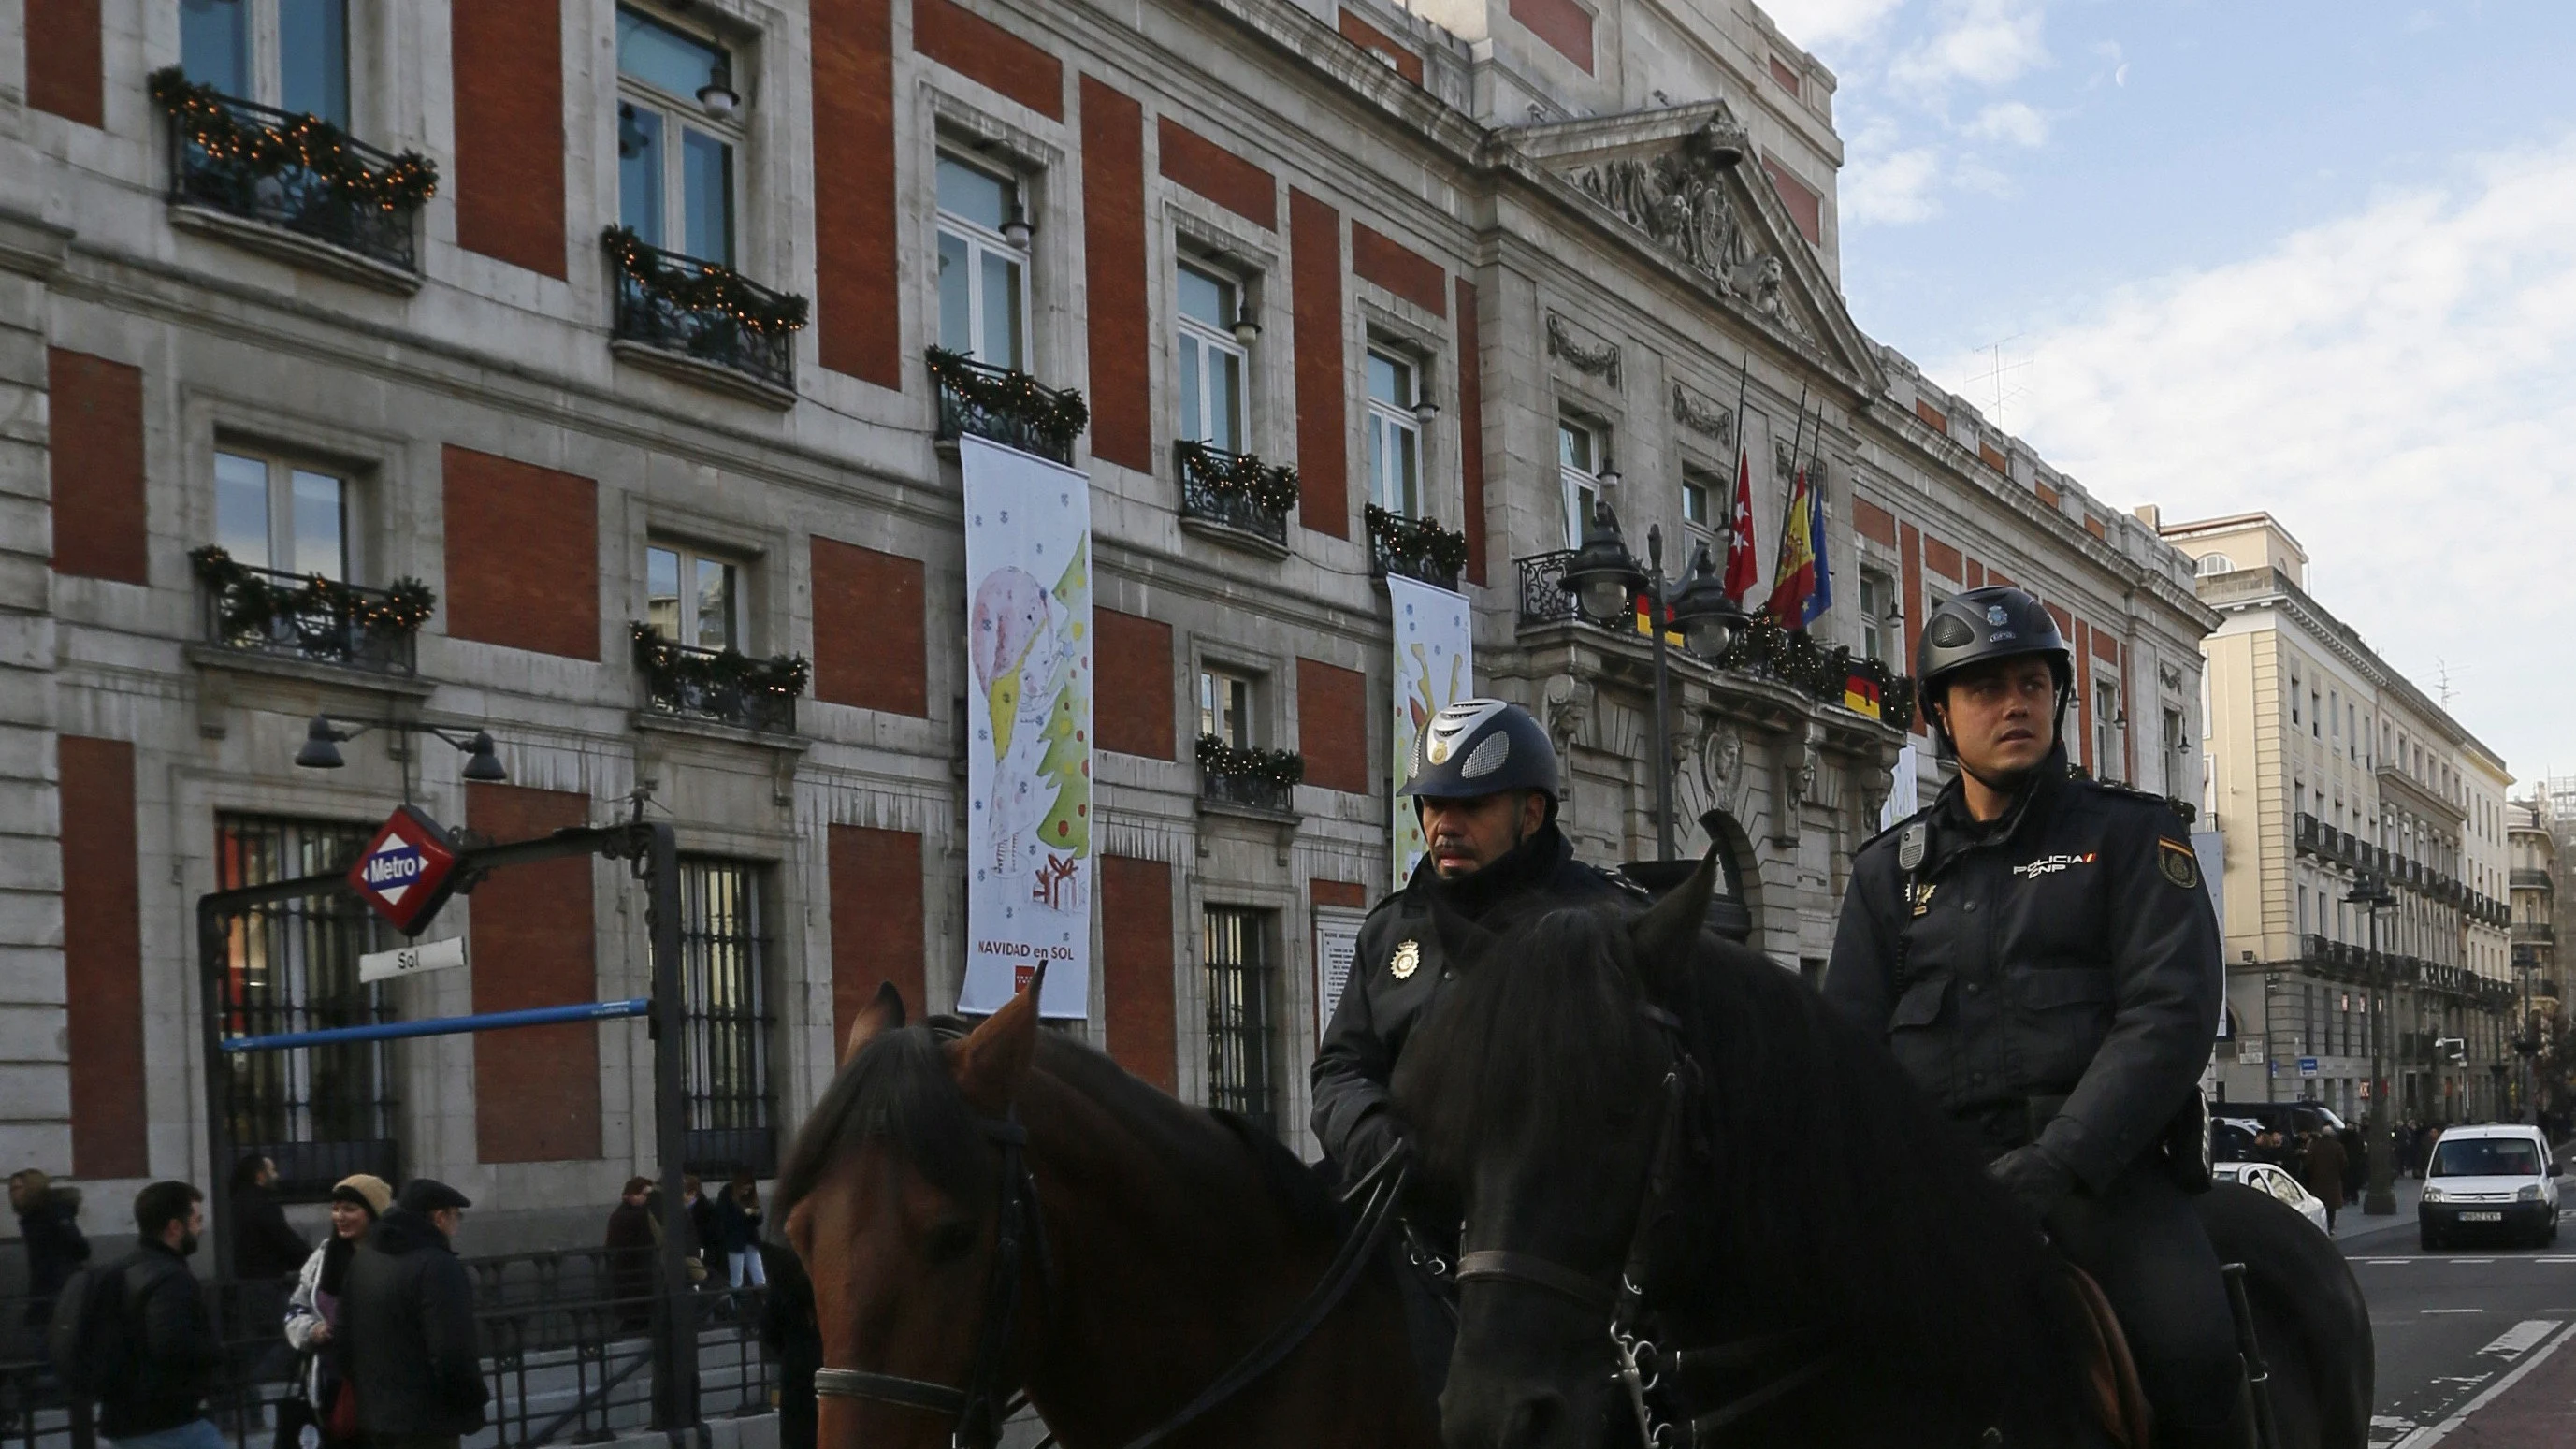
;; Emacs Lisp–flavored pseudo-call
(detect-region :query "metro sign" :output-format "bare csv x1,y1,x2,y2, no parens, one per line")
348,805,461,935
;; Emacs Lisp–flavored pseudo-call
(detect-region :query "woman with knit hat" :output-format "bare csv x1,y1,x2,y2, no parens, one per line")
282,1173,390,1445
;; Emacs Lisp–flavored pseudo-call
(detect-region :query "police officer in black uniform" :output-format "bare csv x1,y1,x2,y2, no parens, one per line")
1824,587,2251,1449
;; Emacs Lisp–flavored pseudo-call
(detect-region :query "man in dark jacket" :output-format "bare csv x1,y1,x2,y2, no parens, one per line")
604,1176,658,1329
10,1169,87,1328
226,1154,310,1281
1826,587,2243,1449
99,1181,225,1447
341,1179,488,1447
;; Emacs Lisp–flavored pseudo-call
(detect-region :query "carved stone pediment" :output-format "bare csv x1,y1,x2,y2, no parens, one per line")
1553,118,1806,340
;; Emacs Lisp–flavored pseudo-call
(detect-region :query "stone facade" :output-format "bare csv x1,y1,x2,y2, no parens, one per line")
2507,797,2556,1116
2162,513,2516,1123
2,0,2207,1248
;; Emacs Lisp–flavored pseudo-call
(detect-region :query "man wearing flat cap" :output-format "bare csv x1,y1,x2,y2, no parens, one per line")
340,1179,489,1447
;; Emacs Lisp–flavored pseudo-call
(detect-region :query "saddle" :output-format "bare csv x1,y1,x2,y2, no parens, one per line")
2062,1262,2154,1449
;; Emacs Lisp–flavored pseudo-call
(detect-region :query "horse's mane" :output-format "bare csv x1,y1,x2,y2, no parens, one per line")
1398,907,2078,1421
778,1018,1344,1244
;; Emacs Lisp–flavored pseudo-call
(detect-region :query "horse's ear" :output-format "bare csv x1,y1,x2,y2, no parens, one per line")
1628,847,1718,991
948,964,1045,1116
1425,887,1498,973
841,980,906,1065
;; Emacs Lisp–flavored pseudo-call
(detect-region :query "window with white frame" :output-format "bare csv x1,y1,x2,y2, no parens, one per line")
1199,666,1257,747
1558,417,1606,548
2093,679,2121,781
215,449,349,581
615,7,741,266
647,542,744,651
1858,570,1893,663
1680,468,1715,530
181,0,349,123
2196,552,2234,576
936,155,1029,369
1366,351,1423,517
1176,264,1246,454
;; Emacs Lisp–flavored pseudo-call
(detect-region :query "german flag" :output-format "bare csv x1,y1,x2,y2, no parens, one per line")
1843,672,1881,719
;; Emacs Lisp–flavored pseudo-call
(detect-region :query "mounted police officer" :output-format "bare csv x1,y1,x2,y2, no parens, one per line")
1823,586,2250,1449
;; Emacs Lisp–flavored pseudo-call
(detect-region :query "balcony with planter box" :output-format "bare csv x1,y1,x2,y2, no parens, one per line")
190,546,430,677
603,228,804,405
1367,505,1467,592
1195,734,1302,820
630,623,806,737
151,68,434,290
928,348,1089,466
1175,441,1296,556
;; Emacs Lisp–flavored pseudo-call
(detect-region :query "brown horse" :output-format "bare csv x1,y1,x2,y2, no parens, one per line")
778,978,1440,1449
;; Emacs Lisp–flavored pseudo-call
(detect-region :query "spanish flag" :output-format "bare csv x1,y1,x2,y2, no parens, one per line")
1765,462,1834,628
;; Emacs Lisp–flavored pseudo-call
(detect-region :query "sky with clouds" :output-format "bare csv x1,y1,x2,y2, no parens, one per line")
1756,0,2576,788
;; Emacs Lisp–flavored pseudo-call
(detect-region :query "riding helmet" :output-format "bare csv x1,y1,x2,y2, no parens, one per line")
1397,699,1560,801
1913,585,2074,748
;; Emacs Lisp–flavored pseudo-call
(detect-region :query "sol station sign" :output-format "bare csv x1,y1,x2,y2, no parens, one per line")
347,805,462,935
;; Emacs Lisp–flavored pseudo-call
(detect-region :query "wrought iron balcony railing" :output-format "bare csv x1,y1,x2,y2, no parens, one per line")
928,348,1089,466
1197,735,1302,816
632,625,806,735
604,229,803,394
1176,441,1295,549
154,71,432,273
193,550,428,675
1367,505,1467,591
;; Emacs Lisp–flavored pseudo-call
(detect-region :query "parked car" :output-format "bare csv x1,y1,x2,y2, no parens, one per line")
2213,1161,2330,1234
2419,1123,2561,1251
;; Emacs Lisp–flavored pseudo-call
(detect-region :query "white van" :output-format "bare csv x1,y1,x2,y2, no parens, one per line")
2419,1124,2562,1251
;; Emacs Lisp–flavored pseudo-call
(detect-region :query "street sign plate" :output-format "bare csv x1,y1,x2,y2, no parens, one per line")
2299,1056,2320,1078
358,935,468,984
2237,1036,2266,1065
347,805,461,935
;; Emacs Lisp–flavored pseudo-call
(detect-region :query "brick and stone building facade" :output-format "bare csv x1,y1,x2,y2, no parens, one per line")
4,0,2208,1246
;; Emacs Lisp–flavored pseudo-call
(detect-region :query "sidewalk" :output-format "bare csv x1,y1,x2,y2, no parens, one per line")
2332,1176,2424,1248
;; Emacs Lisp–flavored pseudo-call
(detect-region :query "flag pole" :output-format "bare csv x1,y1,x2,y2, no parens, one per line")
1767,383,1810,621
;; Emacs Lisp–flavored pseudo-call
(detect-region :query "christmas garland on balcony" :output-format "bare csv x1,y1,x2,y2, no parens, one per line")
1195,733,1306,786
601,227,810,335
1365,505,1470,578
190,546,436,638
1717,612,1918,731
630,622,812,703
925,347,1091,449
150,68,439,211
1176,442,1300,515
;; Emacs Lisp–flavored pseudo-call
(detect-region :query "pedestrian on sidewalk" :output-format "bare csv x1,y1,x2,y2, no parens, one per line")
604,1177,657,1331
713,1171,766,1289
97,1181,226,1449
2300,1129,2347,1231
281,1174,389,1446
340,1179,488,1449
683,1174,719,1279
11,1169,89,1329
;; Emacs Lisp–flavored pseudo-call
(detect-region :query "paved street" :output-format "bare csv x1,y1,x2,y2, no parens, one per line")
2334,1177,2576,1447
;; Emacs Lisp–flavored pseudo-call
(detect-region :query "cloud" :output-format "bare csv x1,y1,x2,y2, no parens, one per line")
1930,138,2576,778
1965,100,2050,147
1889,0,2053,94
1752,0,1914,51
1844,132,1946,224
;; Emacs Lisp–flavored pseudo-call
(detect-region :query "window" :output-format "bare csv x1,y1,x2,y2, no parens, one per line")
1680,469,1714,529
1558,418,1605,548
2329,688,2339,737
1176,265,1246,454
181,0,348,124
1199,666,1256,747
2164,708,2190,795
2195,553,2234,576
2093,681,2121,782
215,449,348,580
1204,906,1278,1137
646,543,742,650
1366,351,1425,518
936,156,1029,369
214,814,395,1197
679,859,776,1175
2310,690,2321,739
616,7,739,266
2289,674,2301,726
1858,571,1892,663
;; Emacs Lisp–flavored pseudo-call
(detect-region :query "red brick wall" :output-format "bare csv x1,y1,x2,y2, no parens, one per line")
1924,536,1962,582
2035,482,2061,510
47,349,147,584
1455,277,1487,586
1768,55,1802,94
1899,524,1925,736
26,0,103,126
1081,79,1151,471
1914,398,1948,435
451,0,565,277
2072,620,2095,774
1967,558,1987,587
441,446,598,659
468,783,600,1163
812,0,903,388
1310,877,1368,909
1853,498,1896,548
1156,119,1277,229
1763,157,1823,246
1977,442,2008,473
914,0,1063,119
1298,658,1368,794
1100,856,1175,1093
1507,0,1594,69
60,737,146,1179
830,825,926,1037
1094,607,1174,758
1290,191,1347,539
1335,8,1425,85
811,537,926,716
1351,225,1447,317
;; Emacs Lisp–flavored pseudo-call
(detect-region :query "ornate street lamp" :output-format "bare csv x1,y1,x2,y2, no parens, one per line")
297,713,511,797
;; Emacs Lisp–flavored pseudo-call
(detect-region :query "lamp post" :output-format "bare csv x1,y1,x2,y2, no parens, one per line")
2349,874,2398,1215
295,712,510,800
2263,971,2283,1104
1558,500,1746,860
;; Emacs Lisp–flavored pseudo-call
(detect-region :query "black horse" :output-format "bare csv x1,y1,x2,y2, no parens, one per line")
1390,853,2372,1449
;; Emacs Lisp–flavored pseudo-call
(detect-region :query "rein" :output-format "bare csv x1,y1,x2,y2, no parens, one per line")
815,1110,1412,1449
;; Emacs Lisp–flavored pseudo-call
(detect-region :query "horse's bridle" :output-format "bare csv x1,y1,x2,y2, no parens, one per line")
814,1108,1411,1449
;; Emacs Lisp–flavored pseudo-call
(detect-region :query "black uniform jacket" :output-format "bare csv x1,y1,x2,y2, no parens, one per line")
1823,747,2221,1194
1310,823,1642,1169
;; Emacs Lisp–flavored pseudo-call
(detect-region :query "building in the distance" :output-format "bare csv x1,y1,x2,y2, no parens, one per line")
2508,797,2558,1116
2160,513,2514,1122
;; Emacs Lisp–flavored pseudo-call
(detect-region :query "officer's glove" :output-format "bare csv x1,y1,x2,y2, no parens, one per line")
1344,1110,1412,1183
1987,1142,2076,1221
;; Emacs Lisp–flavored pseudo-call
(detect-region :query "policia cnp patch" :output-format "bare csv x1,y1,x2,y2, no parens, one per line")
2157,837,2201,890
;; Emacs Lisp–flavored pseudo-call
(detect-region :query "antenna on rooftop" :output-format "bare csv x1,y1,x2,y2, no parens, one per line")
1975,336,2034,428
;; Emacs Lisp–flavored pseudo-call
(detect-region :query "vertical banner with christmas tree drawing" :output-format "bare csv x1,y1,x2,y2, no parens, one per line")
1388,573,1473,889
959,435,1093,1020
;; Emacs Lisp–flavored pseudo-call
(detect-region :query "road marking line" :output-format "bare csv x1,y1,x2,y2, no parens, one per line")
2394,1319,2576,1449
2362,1258,2413,1265
2478,1320,2560,1357
2537,1256,2576,1263
2422,1308,2485,1314
2448,1258,2496,1265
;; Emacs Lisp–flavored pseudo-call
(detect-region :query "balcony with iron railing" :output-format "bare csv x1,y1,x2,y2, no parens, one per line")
1175,441,1296,554
631,624,806,735
2513,867,2554,891
190,547,430,676
1368,505,1468,592
152,67,434,283
603,228,803,402
1196,735,1303,819
928,348,1089,466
